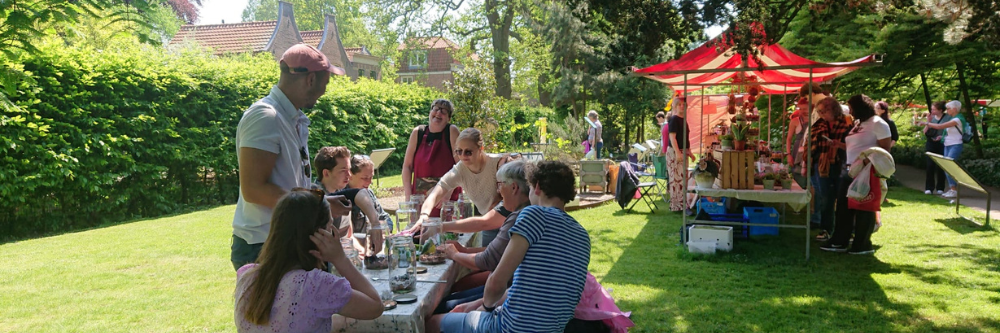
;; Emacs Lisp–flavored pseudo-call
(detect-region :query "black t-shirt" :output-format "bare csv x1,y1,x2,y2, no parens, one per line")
667,115,690,150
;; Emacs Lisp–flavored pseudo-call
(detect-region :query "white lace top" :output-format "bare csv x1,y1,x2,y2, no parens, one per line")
437,154,504,214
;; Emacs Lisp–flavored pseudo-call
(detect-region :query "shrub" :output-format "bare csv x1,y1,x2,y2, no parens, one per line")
0,40,433,238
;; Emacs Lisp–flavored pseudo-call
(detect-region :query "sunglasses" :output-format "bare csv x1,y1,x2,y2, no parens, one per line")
454,148,475,157
299,147,312,179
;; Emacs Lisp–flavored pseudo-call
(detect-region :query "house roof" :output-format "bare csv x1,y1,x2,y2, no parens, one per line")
398,37,460,50
300,30,323,47
169,21,278,54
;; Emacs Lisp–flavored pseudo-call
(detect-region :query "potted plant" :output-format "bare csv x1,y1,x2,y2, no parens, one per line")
762,172,778,190
777,170,793,190
719,134,734,150
731,122,750,150
693,154,720,189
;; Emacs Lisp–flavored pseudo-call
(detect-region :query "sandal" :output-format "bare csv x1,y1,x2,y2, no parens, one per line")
815,230,830,241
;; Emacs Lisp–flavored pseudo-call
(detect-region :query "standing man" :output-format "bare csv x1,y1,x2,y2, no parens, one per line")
230,44,351,270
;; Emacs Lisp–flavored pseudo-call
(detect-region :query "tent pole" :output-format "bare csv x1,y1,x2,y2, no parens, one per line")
701,89,706,155
783,85,787,167
805,71,813,260
768,93,772,152
681,74,689,242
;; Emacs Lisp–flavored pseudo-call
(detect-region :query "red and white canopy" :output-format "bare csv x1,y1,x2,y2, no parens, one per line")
633,42,877,94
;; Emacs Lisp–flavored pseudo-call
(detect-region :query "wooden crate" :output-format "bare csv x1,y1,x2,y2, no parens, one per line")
718,150,755,189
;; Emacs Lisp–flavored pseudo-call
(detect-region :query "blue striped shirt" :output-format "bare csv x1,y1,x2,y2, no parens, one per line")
497,205,591,333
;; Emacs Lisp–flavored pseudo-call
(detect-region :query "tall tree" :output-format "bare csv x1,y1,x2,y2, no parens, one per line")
166,0,201,24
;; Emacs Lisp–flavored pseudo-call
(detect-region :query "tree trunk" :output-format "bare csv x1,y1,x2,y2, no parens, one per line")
919,72,933,113
955,61,984,158
485,0,513,99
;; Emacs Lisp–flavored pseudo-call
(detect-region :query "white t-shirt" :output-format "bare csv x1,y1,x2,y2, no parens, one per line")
845,116,891,163
232,86,312,245
942,117,964,147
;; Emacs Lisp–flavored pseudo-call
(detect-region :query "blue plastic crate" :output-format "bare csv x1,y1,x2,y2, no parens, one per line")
743,207,779,236
704,213,749,238
697,197,728,215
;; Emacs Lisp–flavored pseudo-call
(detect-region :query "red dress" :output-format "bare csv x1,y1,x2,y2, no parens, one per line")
411,127,460,217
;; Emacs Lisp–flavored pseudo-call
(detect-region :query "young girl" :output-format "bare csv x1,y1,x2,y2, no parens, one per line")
234,189,383,333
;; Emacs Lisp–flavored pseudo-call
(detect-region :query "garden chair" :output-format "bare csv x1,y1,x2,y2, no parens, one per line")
651,154,669,202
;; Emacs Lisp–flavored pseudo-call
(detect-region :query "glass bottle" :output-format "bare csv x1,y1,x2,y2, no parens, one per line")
455,192,474,220
410,194,426,215
389,236,417,294
395,201,416,232
341,237,363,272
364,218,391,270
440,200,456,222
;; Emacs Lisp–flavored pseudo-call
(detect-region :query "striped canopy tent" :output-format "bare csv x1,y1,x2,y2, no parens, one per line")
632,41,879,94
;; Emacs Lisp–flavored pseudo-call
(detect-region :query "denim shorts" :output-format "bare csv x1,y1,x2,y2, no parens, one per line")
440,311,497,333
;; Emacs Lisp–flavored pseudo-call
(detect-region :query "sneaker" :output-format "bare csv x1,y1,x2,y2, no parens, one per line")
942,190,957,198
815,231,831,241
820,243,848,252
848,248,875,255
924,190,932,195
935,190,944,195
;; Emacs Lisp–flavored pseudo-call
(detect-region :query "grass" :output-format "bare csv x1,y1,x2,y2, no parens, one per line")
1,187,999,332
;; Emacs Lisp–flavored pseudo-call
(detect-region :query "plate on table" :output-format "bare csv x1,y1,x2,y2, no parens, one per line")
393,294,417,304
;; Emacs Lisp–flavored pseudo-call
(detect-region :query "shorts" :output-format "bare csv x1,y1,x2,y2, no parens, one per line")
440,311,497,333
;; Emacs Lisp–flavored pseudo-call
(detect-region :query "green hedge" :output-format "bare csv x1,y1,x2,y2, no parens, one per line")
1,43,435,239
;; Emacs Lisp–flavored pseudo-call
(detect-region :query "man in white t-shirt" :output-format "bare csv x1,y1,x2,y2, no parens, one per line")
230,44,352,270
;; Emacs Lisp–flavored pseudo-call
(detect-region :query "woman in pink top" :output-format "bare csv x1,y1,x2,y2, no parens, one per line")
234,189,383,333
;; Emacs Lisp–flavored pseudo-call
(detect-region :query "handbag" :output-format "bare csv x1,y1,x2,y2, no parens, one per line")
848,166,883,212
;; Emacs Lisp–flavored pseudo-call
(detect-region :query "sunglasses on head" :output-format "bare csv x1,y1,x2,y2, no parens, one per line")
454,148,475,157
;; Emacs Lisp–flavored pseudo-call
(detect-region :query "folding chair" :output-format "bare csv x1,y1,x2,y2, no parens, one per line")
652,155,669,202
621,161,657,213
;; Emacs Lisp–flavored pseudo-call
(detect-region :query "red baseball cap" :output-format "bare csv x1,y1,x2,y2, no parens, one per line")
280,44,346,76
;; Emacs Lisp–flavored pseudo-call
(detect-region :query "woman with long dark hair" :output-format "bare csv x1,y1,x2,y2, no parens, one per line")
821,95,892,255
922,102,949,195
234,190,382,332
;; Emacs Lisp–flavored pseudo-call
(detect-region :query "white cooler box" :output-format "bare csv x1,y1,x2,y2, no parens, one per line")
688,225,733,252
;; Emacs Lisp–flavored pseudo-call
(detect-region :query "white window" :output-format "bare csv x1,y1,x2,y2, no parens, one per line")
401,77,414,84
408,50,427,69
358,69,365,77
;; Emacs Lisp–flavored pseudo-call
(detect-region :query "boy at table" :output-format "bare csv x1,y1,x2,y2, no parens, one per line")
428,161,592,333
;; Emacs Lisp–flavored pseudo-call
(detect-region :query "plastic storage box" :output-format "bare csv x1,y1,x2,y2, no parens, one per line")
696,197,728,215
743,207,779,236
688,225,733,251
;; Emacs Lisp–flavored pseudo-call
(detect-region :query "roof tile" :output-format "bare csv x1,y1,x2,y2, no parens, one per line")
169,21,278,54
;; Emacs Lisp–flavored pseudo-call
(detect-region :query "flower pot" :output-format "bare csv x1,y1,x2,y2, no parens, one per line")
695,174,715,189
780,179,793,190
721,139,733,150
762,179,775,190
734,140,746,150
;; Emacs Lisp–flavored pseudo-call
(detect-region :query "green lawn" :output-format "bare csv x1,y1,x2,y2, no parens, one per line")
2,187,999,332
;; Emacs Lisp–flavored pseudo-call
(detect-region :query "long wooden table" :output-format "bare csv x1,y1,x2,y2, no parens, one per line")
331,232,478,333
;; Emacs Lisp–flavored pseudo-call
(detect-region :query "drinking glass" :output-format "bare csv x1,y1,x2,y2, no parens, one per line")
340,237,363,272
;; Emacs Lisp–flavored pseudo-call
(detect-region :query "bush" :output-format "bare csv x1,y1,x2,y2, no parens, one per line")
0,41,434,239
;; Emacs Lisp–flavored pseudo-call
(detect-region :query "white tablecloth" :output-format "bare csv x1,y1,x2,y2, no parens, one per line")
693,183,811,212
331,232,478,333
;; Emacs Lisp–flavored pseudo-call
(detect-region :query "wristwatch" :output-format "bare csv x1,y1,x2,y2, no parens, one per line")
483,303,497,312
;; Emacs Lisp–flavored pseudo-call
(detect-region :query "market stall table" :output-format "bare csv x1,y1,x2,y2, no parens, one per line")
686,183,813,259
332,232,478,333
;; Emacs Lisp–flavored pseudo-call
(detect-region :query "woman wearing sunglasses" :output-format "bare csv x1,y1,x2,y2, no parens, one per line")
406,128,511,245
234,189,383,332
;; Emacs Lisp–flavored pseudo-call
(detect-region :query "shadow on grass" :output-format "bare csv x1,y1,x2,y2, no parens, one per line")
598,191,996,332
0,203,233,245
934,217,996,235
